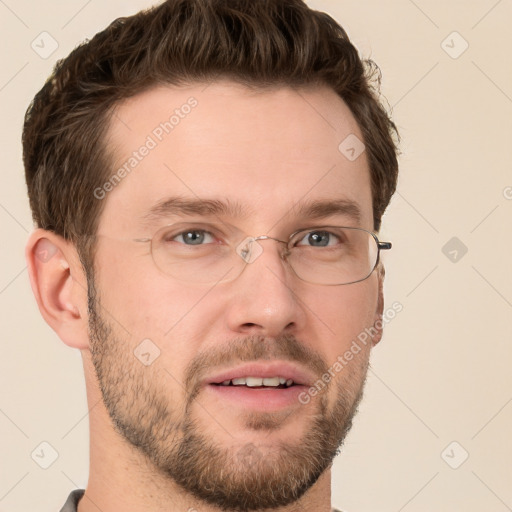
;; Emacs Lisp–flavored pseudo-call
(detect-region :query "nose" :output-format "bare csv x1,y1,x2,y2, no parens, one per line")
224,237,306,338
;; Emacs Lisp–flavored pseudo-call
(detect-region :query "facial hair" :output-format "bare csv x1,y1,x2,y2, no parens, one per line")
86,272,370,512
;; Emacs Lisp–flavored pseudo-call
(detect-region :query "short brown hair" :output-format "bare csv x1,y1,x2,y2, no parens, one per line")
23,0,399,269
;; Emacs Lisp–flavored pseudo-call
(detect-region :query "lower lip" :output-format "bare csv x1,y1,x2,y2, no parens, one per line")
205,384,308,411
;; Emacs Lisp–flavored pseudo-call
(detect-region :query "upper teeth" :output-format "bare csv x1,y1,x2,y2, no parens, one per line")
220,377,294,387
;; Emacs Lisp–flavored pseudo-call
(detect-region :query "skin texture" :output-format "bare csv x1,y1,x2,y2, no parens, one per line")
26,81,385,512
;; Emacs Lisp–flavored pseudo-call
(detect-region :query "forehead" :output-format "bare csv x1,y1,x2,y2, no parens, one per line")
100,80,373,234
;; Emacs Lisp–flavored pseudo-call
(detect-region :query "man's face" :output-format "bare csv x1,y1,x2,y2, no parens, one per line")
87,81,382,511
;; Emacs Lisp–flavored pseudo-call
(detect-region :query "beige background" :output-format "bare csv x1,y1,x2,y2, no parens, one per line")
1,1,511,511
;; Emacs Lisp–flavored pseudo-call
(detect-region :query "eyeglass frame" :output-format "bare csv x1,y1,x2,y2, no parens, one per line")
131,222,392,286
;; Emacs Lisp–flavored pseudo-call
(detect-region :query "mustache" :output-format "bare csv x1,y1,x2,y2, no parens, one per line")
183,333,328,400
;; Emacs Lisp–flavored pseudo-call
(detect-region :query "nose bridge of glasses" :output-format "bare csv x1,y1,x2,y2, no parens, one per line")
253,235,288,246
234,234,290,266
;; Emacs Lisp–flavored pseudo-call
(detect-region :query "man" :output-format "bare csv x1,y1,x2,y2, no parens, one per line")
23,0,399,511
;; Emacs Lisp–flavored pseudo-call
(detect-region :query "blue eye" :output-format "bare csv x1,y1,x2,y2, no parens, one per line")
172,230,215,245
296,230,341,247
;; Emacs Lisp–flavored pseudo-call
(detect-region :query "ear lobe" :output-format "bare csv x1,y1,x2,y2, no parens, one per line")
25,229,90,350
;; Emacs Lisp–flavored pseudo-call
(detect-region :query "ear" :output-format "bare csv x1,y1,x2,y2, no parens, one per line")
371,263,385,346
25,229,90,350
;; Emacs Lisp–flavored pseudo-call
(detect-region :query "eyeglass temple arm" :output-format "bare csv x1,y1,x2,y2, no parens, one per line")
378,242,392,250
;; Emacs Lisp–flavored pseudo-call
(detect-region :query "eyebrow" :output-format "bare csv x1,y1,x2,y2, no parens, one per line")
141,196,362,227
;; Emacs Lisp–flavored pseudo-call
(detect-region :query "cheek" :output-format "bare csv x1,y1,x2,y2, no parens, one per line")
305,281,378,412
92,256,211,387
320,280,378,397
311,276,379,356
93,245,211,343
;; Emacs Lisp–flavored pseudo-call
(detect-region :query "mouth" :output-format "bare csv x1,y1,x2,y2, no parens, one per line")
211,376,296,389
203,362,314,411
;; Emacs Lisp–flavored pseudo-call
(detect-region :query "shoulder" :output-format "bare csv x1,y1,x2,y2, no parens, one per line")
59,489,85,512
